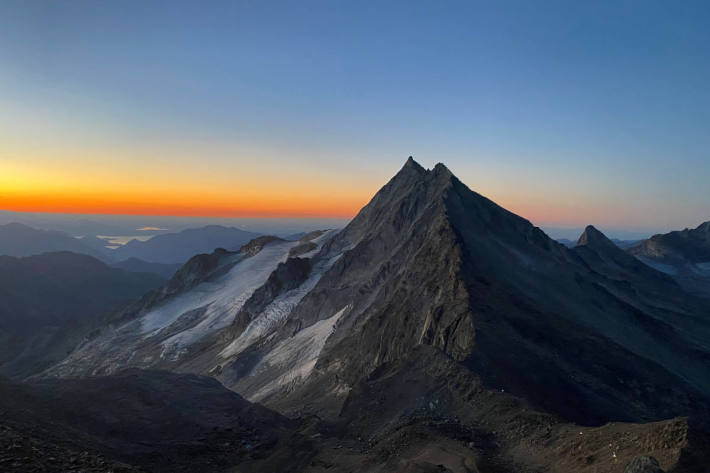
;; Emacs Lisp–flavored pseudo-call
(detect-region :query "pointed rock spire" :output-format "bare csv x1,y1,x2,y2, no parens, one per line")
402,156,425,173
576,225,615,249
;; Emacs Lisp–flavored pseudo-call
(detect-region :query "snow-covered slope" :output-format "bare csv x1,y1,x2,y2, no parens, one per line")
45,238,301,376
141,241,293,349
219,250,341,360
245,305,349,402
44,230,346,398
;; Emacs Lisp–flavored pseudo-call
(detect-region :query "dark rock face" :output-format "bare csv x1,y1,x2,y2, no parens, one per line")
578,225,620,249
624,456,664,473
230,257,312,336
263,158,710,429
266,160,476,414
239,235,285,256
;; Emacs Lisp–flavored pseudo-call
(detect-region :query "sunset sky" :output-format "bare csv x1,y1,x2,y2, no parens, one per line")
1,1,709,231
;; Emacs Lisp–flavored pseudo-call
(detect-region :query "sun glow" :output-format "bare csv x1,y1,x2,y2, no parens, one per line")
0,150,370,218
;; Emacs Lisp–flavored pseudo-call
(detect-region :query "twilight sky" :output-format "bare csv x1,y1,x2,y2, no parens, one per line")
1,0,708,232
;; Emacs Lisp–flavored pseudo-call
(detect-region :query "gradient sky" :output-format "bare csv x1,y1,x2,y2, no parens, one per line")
1,0,709,231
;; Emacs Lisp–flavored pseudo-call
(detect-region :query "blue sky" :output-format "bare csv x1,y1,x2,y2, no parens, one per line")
1,0,708,232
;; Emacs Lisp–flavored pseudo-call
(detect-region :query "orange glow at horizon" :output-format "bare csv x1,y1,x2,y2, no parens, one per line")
0,148,374,219
0,150,637,226
0,189,365,219
1,181,616,226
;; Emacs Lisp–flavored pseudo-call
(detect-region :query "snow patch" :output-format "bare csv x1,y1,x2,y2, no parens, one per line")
140,241,296,348
220,252,342,358
247,305,349,401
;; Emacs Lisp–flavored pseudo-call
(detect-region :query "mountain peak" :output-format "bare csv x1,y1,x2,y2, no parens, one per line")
402,156,426,173
433,162,453,177
576,225,615,249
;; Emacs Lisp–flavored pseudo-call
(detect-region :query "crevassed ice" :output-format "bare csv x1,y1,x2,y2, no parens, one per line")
220,251,342,358
140,241,297,346
248,305,349,401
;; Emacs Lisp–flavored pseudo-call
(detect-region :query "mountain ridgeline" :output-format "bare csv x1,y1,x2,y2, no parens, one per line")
12,158,710,472
628,222,710,297
256,159,710,425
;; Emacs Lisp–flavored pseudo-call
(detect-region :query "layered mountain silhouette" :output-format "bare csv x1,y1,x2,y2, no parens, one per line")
30,158,710,472
0,252,164,378
0,222,108,259
0,222,263,270
111,225,261,264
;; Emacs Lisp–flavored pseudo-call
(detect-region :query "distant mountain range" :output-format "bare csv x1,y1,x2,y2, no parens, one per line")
0,222,108,260
0,251,164,378
557,236,640,249
110,225,261,264
628,221,710,297
35,158,710,472
0,222,264,270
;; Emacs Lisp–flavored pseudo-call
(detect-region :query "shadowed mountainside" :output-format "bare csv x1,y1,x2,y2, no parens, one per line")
0,252,164,378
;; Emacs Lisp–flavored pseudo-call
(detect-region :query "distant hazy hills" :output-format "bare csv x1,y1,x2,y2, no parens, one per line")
110,225,261,264
0,222,263,271
556,236,640,249
0,251,164,378
0,222,108,259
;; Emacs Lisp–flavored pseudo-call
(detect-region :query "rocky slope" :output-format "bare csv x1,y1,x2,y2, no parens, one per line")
7,360,709,473
237,158,710,430
0,370,315,473
628,222,710,297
